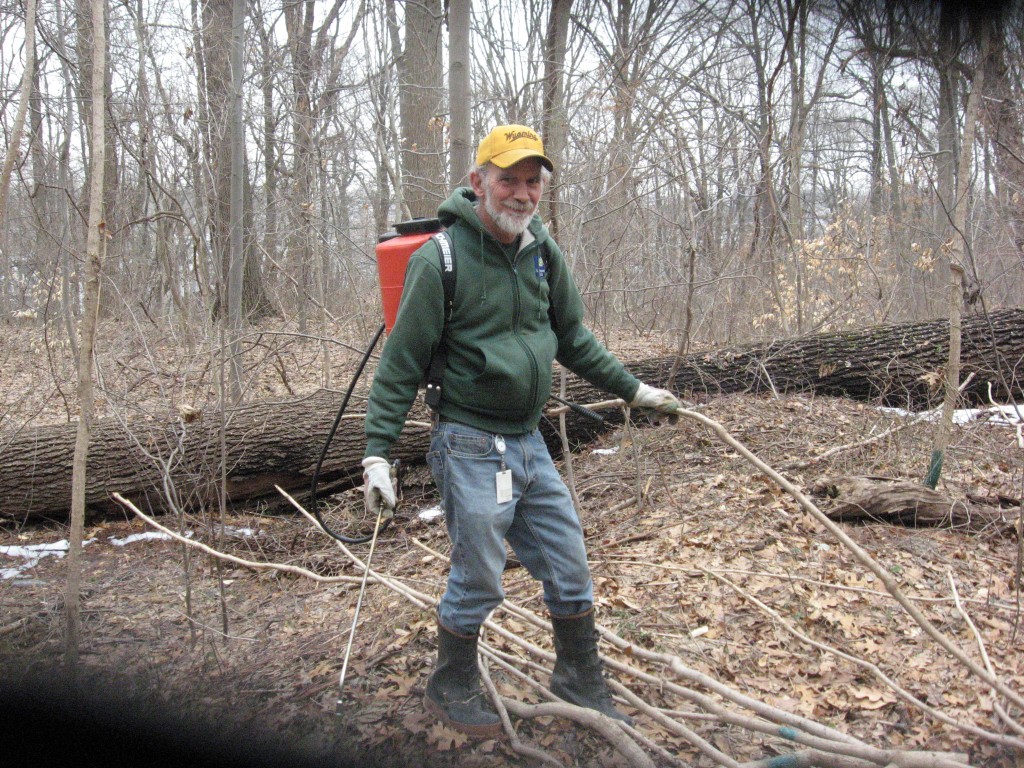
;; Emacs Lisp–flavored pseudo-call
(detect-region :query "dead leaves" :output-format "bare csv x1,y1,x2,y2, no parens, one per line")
3,391,1022,767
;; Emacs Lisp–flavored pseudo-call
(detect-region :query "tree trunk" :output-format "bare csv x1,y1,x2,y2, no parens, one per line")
202,0,270,323
66,0,107,672
4,309,1023,522
981,23,1024,257
926,28,987,489
75,0,119,321
447,0,472,187
541,0,571,238
0,0,36,227
391,0,445,218
226,0,246,401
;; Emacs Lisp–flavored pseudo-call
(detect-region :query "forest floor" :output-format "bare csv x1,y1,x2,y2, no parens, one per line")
0,322,1022,767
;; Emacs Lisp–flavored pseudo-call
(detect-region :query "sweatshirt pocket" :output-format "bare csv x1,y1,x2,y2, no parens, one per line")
472,343,535,414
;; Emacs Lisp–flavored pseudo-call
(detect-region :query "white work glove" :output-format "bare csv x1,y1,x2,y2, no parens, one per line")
362,457,397,519
629,383,682,423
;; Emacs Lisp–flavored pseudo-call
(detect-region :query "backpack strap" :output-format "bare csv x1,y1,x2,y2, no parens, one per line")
424,231,456,409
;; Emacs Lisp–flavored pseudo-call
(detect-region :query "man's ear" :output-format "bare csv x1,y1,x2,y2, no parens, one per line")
469,168,486,197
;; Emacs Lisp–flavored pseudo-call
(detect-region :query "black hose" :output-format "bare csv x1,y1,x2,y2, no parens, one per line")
310,322,389,544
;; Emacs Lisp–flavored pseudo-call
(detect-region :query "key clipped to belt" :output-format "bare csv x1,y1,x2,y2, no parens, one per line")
494,435,512,504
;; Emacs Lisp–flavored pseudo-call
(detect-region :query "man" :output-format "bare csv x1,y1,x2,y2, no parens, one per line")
362,124,680,736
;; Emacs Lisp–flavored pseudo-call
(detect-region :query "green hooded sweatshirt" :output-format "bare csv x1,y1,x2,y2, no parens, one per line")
364,187,641,460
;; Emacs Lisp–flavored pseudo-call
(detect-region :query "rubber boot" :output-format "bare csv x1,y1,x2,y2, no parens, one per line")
550,609,634,726
424,619,502,737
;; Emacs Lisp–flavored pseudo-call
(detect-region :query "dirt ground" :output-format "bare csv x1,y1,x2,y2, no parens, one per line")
1,325,1022,767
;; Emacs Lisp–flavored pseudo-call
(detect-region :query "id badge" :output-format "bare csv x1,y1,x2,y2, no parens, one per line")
496,469,513,504
493,434,512,503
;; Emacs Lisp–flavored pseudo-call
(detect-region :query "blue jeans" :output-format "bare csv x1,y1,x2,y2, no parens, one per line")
427,421,594,636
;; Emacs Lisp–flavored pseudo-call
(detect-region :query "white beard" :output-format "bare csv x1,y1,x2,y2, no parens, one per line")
483,194,535,238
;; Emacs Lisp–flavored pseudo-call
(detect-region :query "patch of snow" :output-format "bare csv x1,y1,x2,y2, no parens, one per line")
417,506,444,522
879,404,1022,427
592,447,619,456
1,538,95,580
109,531,174,547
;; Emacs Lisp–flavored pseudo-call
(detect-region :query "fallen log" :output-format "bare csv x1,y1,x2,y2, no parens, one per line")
0,392,435,523
2,308,1022,522
640,306,1024,408
811,475,1019,534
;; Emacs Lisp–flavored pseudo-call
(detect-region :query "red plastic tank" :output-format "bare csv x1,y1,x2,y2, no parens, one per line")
375,218,442,333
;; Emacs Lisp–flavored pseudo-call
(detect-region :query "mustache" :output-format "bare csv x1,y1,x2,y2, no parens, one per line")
504,201,534,214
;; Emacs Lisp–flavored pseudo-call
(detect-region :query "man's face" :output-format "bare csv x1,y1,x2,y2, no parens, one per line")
471,158,544,243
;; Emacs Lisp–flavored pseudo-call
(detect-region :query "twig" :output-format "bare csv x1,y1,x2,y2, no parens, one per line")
782,372,975,470
500,698,654,768
419,535,987,765
607,678,742,768
0,617,28,637
757,361,780,399
276,486,435,610
545,397,629,417
478,660,561,767
113,482,1016,766
112,493,361,585
739,750,877,767
590,558,1017,612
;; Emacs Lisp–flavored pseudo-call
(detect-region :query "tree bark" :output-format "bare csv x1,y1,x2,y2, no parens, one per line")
4,309,1023,522
541,0,571,238
391,0,445,218
0,0,36,227
645,307,1024,409
202,0,271,323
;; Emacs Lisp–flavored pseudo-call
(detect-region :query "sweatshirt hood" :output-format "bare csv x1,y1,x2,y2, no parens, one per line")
437,186,550,249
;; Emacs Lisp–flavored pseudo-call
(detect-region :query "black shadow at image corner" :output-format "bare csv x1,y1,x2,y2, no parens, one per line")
0,671,373,768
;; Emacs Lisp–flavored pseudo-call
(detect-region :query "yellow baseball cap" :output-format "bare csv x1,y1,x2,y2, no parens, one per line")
476,124,554,171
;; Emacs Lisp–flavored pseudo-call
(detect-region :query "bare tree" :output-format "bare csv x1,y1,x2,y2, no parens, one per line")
199,0,271,324
0,0,36,228
541,0,571,237
226,0,245,401
979,14,1024,263
65,0,107,673
0,0,1021,403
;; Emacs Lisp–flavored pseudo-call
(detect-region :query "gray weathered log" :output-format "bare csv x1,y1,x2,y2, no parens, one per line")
811,475,1019,533
2,308,1022,522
